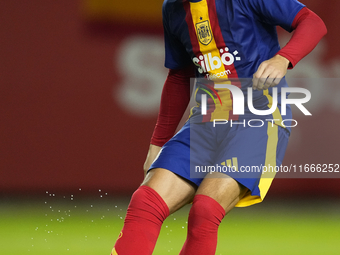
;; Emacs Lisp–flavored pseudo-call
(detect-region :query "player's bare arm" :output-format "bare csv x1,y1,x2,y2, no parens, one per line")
252,54,290,91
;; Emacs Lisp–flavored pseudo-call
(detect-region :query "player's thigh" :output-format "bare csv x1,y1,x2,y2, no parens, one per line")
142,168,197,214
196,172,247,213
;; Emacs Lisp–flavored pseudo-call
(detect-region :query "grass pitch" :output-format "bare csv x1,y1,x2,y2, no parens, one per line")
1,194,339,255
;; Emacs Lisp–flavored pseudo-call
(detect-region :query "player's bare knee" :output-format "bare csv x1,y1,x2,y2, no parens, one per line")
141,168,196,214
196,175,247,212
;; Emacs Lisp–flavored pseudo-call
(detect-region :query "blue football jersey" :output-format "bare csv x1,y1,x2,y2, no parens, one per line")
162,0,305,128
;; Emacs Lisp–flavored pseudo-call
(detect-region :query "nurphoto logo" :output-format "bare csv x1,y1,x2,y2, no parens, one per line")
200,84,311,128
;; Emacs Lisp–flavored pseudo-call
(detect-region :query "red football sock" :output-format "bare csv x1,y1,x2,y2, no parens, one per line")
179,194,226,255
112,185,170,255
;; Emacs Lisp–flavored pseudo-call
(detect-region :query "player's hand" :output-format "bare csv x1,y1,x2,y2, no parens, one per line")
252,54,290,90
143,144,162,177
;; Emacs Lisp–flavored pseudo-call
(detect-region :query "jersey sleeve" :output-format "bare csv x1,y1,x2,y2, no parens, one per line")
162,1,192,69
150,66,194,147
277,7,327,68
238,0,305,32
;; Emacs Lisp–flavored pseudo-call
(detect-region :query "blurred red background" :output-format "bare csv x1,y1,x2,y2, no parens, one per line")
0,0,339,197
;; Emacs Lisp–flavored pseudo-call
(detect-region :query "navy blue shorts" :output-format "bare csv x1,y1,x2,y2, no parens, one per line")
150,121,289,207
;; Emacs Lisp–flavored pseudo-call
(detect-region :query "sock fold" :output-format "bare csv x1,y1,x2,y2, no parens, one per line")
112,185,169,255
179,194,226,255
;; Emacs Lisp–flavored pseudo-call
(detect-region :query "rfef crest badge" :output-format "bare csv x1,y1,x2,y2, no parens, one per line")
195,20,213,45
